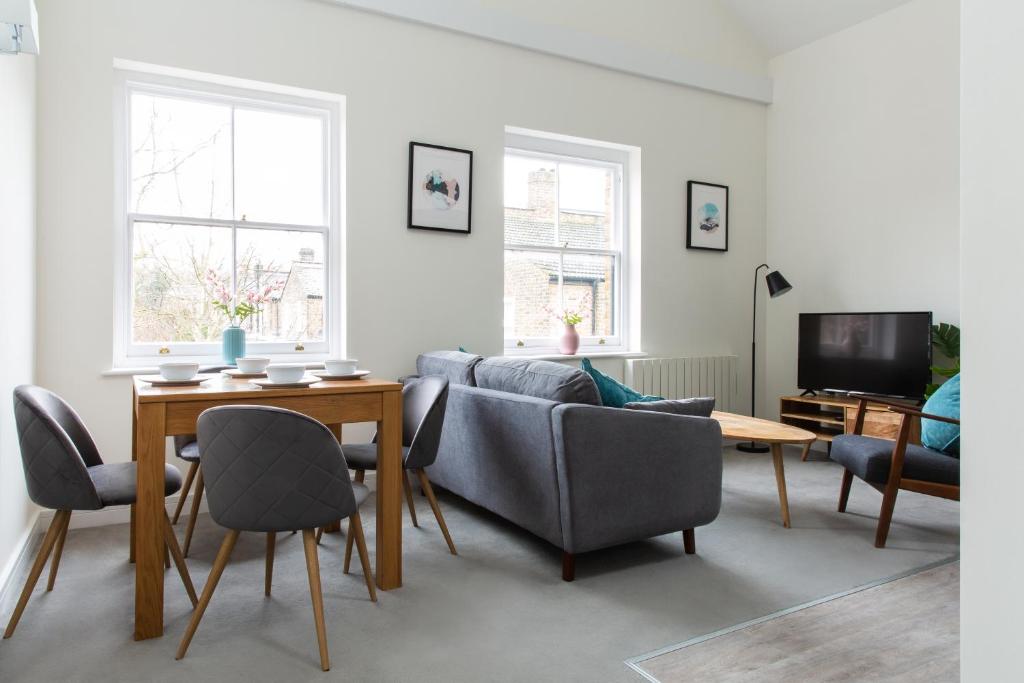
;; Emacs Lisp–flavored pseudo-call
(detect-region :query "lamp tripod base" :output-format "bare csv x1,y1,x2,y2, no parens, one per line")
736,441,770,453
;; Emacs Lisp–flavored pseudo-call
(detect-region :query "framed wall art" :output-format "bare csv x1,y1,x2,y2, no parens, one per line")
686,180,728,252
408,141,473,234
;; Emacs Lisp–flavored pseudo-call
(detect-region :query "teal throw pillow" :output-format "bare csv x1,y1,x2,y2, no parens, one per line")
581,358,662,408
921,373,960,456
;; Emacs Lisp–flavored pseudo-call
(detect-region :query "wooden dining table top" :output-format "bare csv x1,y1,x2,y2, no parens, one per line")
133,374,402,403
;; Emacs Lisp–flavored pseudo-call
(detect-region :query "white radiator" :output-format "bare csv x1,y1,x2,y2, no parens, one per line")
624,356,739,412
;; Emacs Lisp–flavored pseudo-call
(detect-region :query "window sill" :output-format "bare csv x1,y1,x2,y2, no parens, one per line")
501,350,647,362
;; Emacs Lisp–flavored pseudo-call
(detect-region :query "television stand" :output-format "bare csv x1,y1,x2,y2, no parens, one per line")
778,394,921,461
799,389,817,397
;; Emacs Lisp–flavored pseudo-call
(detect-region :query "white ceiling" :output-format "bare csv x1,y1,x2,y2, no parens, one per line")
719,0,915,57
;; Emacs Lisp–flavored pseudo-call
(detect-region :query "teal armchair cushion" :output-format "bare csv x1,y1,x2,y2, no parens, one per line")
581,358,662,408
921,373,960,456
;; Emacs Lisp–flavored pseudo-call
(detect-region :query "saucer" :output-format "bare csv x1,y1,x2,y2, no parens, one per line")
138,373,217,387
223,368,268,379
312,369,371,381
249,376,320,389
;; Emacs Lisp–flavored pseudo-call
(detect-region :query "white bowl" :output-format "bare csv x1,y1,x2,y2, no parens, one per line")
324,359,358,376
266,363,306,383
158,362,199,381
236,357,271,374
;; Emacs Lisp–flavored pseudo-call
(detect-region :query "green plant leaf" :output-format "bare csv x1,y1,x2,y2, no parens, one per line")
931,322,960,360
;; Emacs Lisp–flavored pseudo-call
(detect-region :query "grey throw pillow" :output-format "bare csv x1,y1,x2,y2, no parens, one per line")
623,397,715,417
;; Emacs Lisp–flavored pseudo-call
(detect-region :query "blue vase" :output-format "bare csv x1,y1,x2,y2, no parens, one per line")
222,326,246,365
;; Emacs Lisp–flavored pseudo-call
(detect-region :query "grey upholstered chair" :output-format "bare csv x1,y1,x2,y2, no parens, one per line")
176,405,374,672
169,365,232,557
5,385,197,638
325,375,456,557
831,396,960,548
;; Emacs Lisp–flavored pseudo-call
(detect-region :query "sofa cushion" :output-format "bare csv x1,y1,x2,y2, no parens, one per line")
624,397,715,417
475,357,602,405
416,350,483,386
581,358,662,408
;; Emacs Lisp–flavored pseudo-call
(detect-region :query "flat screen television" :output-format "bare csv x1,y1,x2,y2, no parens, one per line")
798,312,932,399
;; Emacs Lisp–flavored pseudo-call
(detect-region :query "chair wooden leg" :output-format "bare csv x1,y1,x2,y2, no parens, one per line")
562,552,575,582
348,512,376,602
301,529,331,672
45,512,72,591
172,462,199,525
344,519,355,574
683,528,696,554
4,510,70,638
183,469,204,557
416,469,457,555
838,469,854,513
875,485,900,548
176,530,239,661
315,526,324,545
265,532,276,596
162,512,198,607
402,471,419,527
354,469,365,484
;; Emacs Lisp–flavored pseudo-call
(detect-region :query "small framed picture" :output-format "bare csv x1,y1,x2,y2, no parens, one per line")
408,142,473,234
686,180,729,252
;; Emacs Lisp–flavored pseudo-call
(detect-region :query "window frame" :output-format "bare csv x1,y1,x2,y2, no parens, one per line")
113,69,343,367
503,132,630,354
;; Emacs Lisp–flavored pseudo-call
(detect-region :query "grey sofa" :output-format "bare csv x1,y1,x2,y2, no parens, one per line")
416,351,723,580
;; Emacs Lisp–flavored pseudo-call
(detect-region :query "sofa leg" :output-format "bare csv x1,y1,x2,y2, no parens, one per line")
562,552,575,582
683,528,696,554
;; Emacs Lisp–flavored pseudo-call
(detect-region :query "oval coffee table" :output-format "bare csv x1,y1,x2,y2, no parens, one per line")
711,411,816,528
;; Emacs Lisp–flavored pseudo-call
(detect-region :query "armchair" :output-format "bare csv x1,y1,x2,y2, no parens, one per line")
831,396,960,548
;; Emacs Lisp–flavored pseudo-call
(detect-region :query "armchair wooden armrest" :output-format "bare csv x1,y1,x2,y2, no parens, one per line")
886,405,960,426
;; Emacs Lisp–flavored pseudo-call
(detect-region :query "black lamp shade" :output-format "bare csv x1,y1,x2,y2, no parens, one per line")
765,270,792,298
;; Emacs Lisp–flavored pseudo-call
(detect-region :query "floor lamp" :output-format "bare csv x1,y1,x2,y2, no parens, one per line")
736,264,792,453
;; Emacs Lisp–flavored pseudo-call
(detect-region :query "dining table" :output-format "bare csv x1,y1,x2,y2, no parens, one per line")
130,373,404,641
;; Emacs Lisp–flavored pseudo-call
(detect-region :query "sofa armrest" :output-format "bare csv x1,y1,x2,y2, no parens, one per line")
552,404,723,554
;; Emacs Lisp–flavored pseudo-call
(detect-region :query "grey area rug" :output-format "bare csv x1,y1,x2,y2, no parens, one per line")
0,446,959,682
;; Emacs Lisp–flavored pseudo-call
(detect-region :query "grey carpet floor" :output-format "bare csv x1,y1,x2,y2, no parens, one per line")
0,446,959,682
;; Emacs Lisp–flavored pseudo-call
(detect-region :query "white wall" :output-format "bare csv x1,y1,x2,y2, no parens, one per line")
763,0,960,419
0,53,38,590
30,0,766,500
961,1,1024,679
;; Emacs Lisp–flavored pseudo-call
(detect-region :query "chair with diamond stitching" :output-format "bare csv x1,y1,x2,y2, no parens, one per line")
176,405,373,671
5,385,197,639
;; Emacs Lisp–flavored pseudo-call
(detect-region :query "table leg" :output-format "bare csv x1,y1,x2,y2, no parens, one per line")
322,424,343,534
771,443,792,528
376,391,402,590
134,402,167,640
129,396,138,564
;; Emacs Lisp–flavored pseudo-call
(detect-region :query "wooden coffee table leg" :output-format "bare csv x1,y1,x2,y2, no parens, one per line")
770,443,791,528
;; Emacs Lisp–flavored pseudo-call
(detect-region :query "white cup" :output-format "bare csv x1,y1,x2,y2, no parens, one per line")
266,363,306,383
158,362,199,381
236,357,271,374
324,359,358,376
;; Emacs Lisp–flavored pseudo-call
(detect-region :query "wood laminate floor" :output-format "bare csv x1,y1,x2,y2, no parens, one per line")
634,561,959,682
